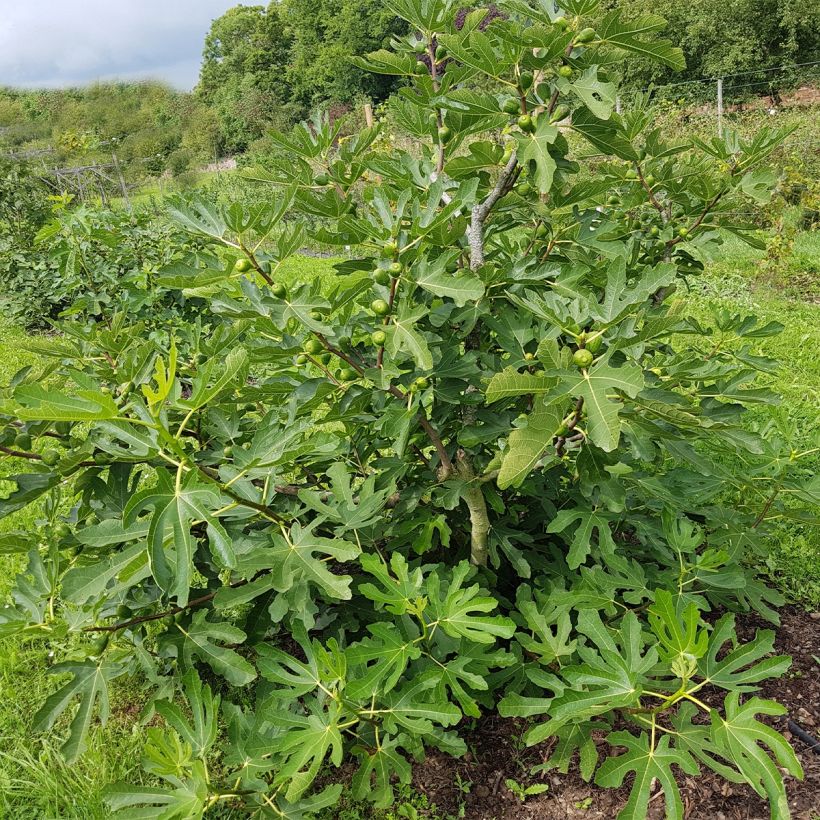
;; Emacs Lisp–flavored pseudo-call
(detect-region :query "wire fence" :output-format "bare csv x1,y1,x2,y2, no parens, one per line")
615,61,820,136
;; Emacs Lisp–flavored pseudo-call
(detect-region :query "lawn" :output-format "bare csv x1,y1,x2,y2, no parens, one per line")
0,242,817,818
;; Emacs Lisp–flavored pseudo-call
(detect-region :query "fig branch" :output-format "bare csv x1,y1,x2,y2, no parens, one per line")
82,573,268,633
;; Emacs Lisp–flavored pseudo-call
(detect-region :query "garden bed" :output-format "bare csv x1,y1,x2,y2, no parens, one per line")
398,606,820,819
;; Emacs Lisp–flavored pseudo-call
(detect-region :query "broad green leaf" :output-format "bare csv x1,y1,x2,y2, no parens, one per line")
298,462,391,533
346,622,422,700
358,552,426,616
124,471,234,606
267,706,344,801
526,611,655,742
34,659,127,763
414,263,485,307
740,169,778,203
362,677,462,734
10,385,119,421
498,398,563,489
669,703,747,784
257,628,341,700
547,507,617,569
648,589,709,668
154,670,219,759
349,49,420,76
710,694,802,818
160,611,256,686
0,531,34,554
427,561,516,644
592,260,677,325
515,118,558,193
387,305,433,370
571,107,638,160
105,777,208,819
62,542,148,605
485,367,557,403
352,735,412,808
265,521,360,600
539,722,601,782
699,614,791,691
595,731,699,820
141,341,178,410
597,10,686,70
75,519,150,548
570,67,616,120
0,472,61,518
558,361,644,451
419,641,514,718
516,601,577,665
180,347,249,410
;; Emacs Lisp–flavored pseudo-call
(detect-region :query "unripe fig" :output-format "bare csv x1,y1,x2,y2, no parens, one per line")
42,450,60,467
502,97,521,115
573,349,594,369
14,433,32,451
517,114,536,133
550,104,571,122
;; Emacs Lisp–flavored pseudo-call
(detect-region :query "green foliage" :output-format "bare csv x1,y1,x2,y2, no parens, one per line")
0,82,218,176
0,2,814,818
1,203,212,326
600,0,820,92
282,0,409,113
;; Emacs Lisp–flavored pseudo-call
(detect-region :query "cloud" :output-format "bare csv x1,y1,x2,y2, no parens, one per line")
0,0,237,89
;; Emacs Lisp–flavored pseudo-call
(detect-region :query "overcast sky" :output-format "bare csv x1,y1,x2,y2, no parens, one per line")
0,0,237,90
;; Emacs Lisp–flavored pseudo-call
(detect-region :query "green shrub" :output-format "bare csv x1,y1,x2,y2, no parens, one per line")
1,202,211,327
1,2,815,818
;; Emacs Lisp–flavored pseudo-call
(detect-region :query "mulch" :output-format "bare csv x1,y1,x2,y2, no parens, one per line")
398,606,820,820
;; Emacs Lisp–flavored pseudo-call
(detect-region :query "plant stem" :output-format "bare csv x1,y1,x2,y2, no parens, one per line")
456,449,491,566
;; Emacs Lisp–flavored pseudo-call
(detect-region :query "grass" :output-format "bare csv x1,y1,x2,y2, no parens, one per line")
0,240,817,816
685,230,820,606
0,256,345,816
0,326,150,818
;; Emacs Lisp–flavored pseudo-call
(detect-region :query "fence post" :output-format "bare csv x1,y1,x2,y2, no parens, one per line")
364,103,374,128
112,153,131,212
615,95,622,115
717,78,724,138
